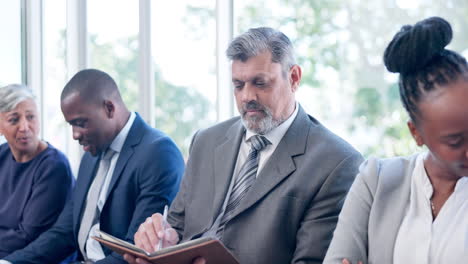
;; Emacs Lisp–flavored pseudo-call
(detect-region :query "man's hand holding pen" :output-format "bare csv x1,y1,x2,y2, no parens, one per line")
135,205,179,252
123,205,178,264
123,205,206,264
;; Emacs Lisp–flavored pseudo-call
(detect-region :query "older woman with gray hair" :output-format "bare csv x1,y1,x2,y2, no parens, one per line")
0,84,74,257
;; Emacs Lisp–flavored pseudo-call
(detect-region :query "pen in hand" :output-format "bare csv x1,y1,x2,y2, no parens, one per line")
157,205,168,251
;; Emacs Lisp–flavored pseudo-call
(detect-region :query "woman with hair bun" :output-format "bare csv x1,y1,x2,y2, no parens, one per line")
324,17,468,264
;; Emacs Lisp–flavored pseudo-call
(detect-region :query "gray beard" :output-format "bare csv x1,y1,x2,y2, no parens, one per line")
241,110,283,135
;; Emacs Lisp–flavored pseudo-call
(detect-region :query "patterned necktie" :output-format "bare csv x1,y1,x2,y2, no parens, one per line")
78,149,116,259
217,135,271,234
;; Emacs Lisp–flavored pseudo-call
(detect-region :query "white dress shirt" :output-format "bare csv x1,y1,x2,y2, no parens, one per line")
393,152,468,264
84,112,136,260
202,102,299,238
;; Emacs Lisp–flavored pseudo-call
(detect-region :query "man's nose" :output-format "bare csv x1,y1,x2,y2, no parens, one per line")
72,127,82,141
240,84,257,102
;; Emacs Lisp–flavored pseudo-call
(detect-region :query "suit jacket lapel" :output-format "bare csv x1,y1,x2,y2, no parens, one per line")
229,106,311,221
378,157,413,262
105,115,143,199
106,145,134,197
211,120,245,223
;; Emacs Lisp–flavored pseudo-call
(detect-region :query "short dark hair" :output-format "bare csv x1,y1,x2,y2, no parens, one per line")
383,16,468,123
61,69,120,104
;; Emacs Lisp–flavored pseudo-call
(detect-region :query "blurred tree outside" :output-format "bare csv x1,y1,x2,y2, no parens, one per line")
234,0,468,158
85,0,468,159
89,35,211,156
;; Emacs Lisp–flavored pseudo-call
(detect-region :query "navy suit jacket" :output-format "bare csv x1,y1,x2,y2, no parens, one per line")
5,114,184,264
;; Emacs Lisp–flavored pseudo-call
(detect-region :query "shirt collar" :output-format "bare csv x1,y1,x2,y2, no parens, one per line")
245,102,299,146
415,151,468,198
414,152,433,200
105,112,136,155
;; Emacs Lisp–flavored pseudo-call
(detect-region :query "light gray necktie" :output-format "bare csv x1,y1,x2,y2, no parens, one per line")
217,135,271,235
78,149,115,259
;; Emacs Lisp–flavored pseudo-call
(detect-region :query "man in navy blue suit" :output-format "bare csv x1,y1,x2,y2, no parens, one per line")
1,69,184,264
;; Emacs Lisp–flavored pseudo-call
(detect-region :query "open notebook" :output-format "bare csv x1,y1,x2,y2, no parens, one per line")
93,230,239,264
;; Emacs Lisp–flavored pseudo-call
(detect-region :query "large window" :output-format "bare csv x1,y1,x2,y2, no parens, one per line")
0,1,23,144
151,1,216,155
43,0,68,156
88,0,139,111
235,0,468,157
11,1,468,160
0,1,22,86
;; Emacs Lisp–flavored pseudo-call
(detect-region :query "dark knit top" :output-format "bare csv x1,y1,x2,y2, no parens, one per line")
0,143,74,258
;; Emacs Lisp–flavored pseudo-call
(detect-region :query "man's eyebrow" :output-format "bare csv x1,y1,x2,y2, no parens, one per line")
252,75,269,80
232,73,269,82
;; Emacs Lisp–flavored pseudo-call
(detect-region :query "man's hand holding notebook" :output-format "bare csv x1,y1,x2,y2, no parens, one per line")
93,207,238,264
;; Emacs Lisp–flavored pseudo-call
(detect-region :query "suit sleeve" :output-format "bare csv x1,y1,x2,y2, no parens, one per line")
323,158,380,264
292,153,364,264
97,136,184,264
166,130,199,239
0,155,74,259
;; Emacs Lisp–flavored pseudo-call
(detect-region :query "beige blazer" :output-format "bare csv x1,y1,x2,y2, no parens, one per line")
324,155,418,264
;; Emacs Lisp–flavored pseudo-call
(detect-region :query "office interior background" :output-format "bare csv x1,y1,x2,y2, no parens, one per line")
1,0,467,174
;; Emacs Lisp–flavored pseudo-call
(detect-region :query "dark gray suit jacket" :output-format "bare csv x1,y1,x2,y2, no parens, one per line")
168,106,363,264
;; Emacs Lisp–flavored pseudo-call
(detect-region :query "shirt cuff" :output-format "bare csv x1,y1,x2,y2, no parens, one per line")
0,260,12,264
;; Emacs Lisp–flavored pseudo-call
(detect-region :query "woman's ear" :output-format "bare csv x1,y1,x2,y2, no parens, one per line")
0,117,4,136
407,120,424,146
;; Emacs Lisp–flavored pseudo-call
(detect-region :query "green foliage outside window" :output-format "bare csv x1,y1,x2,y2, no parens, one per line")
236,0,468,157
86,0,468,159
89,36,211,156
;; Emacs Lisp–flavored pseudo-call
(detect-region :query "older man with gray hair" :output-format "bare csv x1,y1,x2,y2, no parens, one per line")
126,27,363,264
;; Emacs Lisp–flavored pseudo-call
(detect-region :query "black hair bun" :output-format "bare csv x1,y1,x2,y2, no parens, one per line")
383,16,453,75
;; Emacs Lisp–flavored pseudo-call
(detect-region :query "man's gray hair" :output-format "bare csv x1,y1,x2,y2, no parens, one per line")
0,84,35,113
226,27,296,74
